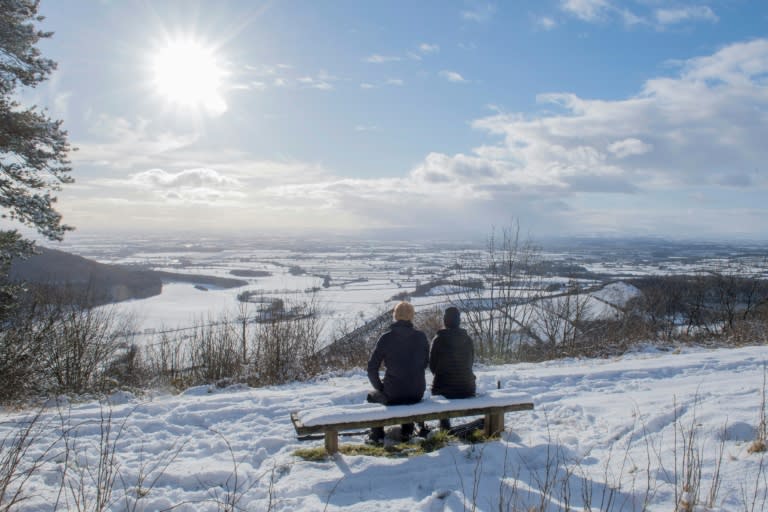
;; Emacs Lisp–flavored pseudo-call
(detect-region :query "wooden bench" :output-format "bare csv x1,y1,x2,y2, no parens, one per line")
291,390,534,454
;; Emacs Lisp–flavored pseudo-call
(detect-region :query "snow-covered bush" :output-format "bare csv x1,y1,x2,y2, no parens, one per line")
0,286,133,401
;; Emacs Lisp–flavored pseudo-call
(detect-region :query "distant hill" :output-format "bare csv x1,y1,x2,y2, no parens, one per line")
9,247,247,306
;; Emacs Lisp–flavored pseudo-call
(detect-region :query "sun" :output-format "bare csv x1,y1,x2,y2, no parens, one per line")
151,38,227,114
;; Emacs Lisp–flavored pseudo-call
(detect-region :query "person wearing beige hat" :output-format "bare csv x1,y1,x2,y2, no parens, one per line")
366,301,429,443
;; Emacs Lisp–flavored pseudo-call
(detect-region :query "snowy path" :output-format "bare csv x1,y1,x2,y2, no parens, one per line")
2,345,767,511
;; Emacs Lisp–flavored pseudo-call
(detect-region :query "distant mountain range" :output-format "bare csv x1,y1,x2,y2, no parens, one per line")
9,247,247,305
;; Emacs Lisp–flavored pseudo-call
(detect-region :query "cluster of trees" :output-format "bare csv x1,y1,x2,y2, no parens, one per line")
626,271,768,343
445,226,768,362
0,288,326,402
139,297,323,390
0,288,131,401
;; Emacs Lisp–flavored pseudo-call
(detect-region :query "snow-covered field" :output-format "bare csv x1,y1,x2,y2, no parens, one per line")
53,236,762,356
2,344,767,511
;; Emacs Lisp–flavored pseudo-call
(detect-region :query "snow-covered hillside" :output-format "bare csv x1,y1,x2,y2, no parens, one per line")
2,345,767,511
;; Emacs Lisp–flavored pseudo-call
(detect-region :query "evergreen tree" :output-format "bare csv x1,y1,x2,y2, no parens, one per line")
1,0,74,312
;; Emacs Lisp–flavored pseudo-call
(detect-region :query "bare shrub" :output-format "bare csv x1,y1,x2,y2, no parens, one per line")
142,333,188,389
627,275,694,341
119,438,188,512
741,454,768,512
57,404,127,512
0,311,47,401
707,422,727,509
451,222,542,363
250,295,324,385
748,366,768,454
707,263,768,333
518,280,594,360
188,313,242,384
313,307,390,372
104,344,148,389
415,306,444,341
0,410,59,511
41,302,132,395
0,285,135,400
627,271,768,348
669,396,730,512
136,295,326,390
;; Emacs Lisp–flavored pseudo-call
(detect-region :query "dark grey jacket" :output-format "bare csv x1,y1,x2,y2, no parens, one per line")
367,320,429,404
429,327,476,398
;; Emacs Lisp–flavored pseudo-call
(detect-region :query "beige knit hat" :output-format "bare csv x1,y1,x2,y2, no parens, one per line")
392,301,415,322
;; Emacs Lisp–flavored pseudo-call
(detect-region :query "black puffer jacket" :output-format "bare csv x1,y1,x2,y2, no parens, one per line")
367,320,429,404
429,327,476,398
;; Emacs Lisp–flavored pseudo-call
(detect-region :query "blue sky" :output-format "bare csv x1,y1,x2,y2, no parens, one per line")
23,0,768,240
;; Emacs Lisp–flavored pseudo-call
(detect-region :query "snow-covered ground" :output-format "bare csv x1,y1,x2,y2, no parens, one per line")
2,344,767,511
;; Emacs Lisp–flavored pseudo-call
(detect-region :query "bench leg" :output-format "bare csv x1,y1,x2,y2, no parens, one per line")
324,431,339,454
484,412,505,437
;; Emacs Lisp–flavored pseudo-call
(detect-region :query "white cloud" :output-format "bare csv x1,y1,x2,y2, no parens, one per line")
297,75,334,90
242,64,337,90
419,43,440,54
365,54,401,64
440,70,467,83
560,0,644,26
74,115,199,169
130,168,239,189
127,168,245,203
560,0,611,22
537,17,557,30
607,138,653,158
360,79,403,89
399,38,768,235
461,3,496,22
619,8,645,26
656,6,718,25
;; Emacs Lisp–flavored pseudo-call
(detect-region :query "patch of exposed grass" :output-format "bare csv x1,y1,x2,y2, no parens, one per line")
294,442,425,460
293,428,485,460
293,446,330,461
466,428,490,444
420,430,452,452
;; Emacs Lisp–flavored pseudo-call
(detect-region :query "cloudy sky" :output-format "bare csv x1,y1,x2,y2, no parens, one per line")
23,0,768,240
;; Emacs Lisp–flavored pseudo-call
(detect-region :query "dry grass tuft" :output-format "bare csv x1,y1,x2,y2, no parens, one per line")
748,440,767,454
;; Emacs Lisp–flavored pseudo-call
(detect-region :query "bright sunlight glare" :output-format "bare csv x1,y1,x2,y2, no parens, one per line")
151,39,227,115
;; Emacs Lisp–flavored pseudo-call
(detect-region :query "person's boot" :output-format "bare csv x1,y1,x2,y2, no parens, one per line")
400,423,414,442
367,426,385,445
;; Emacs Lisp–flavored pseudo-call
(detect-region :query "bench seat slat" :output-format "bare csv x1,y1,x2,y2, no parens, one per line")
291,390,534,435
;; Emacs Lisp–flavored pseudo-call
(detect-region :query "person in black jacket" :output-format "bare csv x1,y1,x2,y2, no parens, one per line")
366,301,429,443
430,306,476,430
